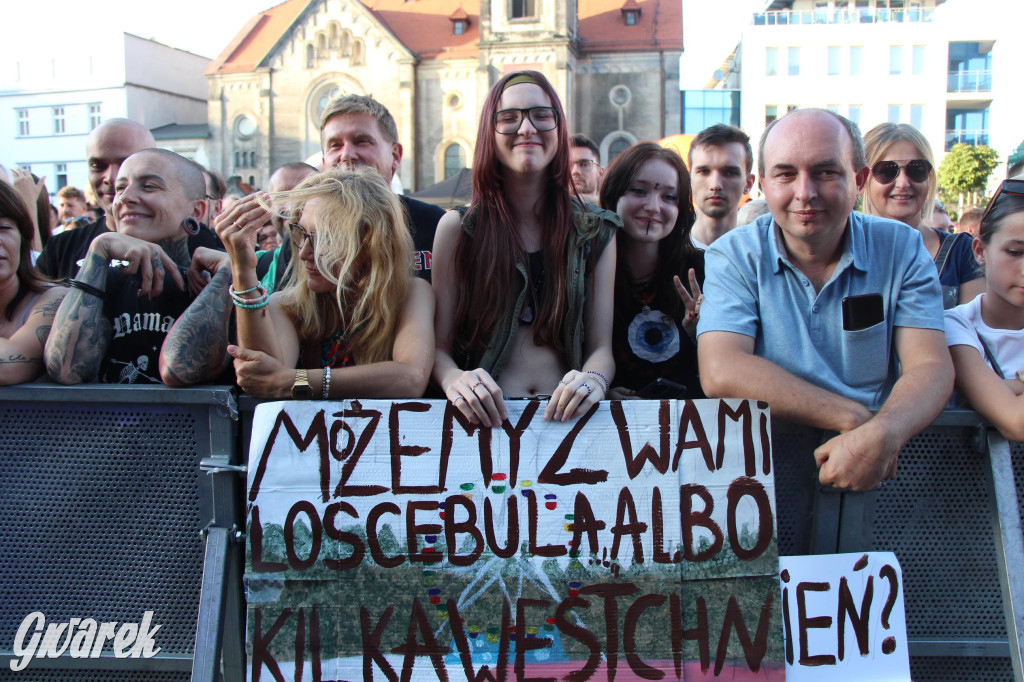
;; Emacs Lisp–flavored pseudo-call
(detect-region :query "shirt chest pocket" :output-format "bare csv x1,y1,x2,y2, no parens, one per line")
838,321,889,389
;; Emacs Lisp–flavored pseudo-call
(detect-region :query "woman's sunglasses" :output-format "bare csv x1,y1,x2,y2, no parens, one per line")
870,159,932,185
979,178,1024,228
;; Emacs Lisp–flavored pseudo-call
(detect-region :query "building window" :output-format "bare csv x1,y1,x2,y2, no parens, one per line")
622,6,641,25
787,104,800,114
946,107,989,151
889,45,902,75
453,19,466,34
317,34,328,59
826,104,840,114
848,105,861,126
89,104,101,130
608,137,631,163
17,109,28,136
850,46,862,75
682,90,741,135
948,42,993,93
53,107,65,134
55,163,67,190
910,104,923,129
235,114,258,140
912,45,925,75
509,0,535,19
765,48,778,76
888,104,901,122
306,43,315,69
765,105,778,126
827,47,840,76
788,47,800,76
444,144,466,180
352,39,364,65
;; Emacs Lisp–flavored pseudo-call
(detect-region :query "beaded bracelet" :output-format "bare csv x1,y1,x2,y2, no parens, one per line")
322,366,332,399
230,283,261,296
231,295,269,311
585,370,610,393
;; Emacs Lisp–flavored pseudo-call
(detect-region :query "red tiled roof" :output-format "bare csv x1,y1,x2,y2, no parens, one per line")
205,0,309,75
365,0,479,60
208,0,679,73
578,0,681,52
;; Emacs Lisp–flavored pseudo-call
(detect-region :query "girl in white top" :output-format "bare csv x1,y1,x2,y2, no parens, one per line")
945,179,1024,440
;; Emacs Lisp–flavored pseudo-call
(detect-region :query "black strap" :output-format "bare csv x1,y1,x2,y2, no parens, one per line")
976,333,1006,379
933,231,963,278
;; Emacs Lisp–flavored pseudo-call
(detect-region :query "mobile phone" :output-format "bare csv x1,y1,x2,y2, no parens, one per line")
842,294,884,331
637,378,688,400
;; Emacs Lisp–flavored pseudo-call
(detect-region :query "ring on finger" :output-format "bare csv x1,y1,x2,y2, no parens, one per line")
453,396,465,404
558,380,568,385
580,382,593,397
234,221,243,229
472,381,485,390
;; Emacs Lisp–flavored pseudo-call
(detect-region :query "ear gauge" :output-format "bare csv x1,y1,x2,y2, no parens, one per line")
182,217,201,236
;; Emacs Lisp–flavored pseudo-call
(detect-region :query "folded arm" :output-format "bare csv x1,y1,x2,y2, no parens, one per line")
0,287,66,385
44,253,112,384
698,330,873,432
950,343,1024,440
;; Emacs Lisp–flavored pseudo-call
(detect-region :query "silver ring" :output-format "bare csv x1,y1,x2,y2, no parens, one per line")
234,221,243,229
559,380,568,385
580,382,593,397
453,396,465,404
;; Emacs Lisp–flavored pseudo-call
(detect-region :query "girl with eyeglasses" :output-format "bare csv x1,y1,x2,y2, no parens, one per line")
945,179,1024,439
431,70,619,426
863,123,983,309
215,168,435,399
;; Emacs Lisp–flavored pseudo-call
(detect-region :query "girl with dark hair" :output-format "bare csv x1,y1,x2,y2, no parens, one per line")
599,142,705,399
432,70,619,426
0,181,64,384
945,179,1024,440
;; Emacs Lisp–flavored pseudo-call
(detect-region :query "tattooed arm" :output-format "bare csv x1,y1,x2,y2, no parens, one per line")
0,287,67,385
44,252,113,384
159,248,233,386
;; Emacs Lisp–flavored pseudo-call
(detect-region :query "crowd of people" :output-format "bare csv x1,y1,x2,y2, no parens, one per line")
3,69,1023,493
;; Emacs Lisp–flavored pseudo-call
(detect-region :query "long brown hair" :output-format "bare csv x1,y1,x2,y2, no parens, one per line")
600,142,702,319
0,181,49,319
451,70,576,357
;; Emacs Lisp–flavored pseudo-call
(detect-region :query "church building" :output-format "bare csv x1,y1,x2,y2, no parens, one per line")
205,0,682,190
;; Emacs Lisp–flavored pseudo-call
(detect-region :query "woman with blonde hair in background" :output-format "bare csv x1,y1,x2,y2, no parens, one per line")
863,122,983,308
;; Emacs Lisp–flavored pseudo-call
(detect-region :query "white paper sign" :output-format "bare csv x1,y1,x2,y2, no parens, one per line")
780,552,910,681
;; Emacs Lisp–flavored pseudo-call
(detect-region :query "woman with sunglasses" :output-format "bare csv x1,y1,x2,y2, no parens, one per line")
863,123,983,309
215,168,434,399
945,179,1024,439
432,70,618,426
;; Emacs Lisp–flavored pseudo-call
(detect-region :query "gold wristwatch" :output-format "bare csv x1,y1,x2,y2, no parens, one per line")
292,369,314,399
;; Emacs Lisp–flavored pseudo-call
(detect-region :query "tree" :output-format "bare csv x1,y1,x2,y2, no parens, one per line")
938,143,1000,211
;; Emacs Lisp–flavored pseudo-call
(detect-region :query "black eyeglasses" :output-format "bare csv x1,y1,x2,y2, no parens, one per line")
979,178,1024,229
289,222,316,249
493,107,559,135
572,159,599,170
870,159,932,185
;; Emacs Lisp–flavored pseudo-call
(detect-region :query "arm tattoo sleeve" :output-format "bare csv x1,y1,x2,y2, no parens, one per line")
161,267,234,385
45,253,112,384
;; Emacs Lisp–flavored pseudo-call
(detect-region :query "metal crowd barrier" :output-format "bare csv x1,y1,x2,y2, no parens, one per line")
2,388,1023,681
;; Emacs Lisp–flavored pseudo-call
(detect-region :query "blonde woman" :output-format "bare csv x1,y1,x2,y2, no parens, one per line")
216,168,434,399
863,123,983,308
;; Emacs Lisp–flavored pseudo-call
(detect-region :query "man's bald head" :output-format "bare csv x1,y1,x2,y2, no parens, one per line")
758,108,866,178
269,162,318,193
86,118,156,213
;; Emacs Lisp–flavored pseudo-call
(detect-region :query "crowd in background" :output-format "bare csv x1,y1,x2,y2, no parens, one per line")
2,70,1023,492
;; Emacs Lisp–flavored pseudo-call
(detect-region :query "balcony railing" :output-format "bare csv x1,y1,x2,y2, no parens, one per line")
752,8,933,25
947,69,993,93
945,129,989,151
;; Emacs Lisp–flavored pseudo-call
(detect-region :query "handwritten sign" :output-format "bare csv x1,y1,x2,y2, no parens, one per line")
779,553,910,681
245,398,784,680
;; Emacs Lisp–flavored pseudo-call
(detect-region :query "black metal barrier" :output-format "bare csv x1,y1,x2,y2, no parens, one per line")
2,389,1023,681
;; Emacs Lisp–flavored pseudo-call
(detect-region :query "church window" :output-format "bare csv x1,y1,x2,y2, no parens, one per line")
608,137,630,163
352,39,365,65
329,23,339,49
444,144,466,179
341,31,351,57
509,0,535,19
306,43,315,68
317,34,328,59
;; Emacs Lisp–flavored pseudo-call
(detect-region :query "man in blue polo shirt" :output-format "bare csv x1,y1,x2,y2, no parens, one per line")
697,108,952,492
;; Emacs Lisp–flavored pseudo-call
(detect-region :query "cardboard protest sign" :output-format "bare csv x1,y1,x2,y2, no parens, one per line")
779,553,910,681
245,398,784,680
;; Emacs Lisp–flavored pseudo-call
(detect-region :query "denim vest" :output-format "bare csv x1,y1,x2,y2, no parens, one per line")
458,202,620,379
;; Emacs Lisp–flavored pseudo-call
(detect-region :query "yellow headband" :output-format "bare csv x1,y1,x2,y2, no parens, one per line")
502,74,537,91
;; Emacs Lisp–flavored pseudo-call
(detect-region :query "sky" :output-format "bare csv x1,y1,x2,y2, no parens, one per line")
2,0,277,59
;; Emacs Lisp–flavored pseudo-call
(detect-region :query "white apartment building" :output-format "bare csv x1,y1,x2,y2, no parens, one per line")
683,0,1023,185
0,32,210,199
